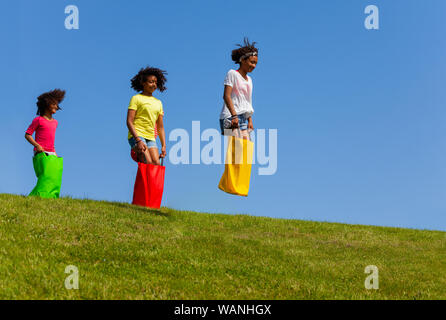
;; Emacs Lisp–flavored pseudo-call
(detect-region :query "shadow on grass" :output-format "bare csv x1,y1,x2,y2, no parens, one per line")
16,194,172,218
101,201,171,218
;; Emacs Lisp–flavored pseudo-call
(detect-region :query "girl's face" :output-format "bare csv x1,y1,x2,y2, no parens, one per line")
48,103,59,114
241,55,258,73
143,75,158,94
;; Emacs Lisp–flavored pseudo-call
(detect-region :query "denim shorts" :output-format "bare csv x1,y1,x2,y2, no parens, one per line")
128,136,157,149
220,113,249,135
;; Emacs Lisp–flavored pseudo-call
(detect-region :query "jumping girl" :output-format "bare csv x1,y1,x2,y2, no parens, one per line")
127,67,167,165
25,89,65,156
220,38,258,139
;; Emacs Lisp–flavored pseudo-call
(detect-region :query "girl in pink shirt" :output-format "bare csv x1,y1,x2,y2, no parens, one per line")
25,89,65,156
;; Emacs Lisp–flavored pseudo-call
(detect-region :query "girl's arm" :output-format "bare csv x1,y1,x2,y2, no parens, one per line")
126,109,146,153
248,116,254,131
25,133,44,153
223,85,239,128
156,115,167,158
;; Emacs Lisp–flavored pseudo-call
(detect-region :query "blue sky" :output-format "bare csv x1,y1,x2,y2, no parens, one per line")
1,0,445,231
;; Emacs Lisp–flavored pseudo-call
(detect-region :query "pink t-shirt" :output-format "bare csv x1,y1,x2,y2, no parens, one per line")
26,116,58,152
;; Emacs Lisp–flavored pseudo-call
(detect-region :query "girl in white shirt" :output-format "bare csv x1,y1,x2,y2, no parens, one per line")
220,38,258,139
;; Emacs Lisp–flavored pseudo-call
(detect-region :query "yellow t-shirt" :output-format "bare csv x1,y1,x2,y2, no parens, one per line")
127,94,164,141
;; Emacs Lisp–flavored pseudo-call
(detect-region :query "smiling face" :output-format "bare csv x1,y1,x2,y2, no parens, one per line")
240,55,258,73
48,103,59,115
142,75,158,94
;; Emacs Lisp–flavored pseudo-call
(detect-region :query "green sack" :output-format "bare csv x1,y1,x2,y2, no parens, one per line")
29,153,64,199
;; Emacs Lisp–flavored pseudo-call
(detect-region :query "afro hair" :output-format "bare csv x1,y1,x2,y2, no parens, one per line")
36,89,65,116
231,38,258,64
130,67,167,92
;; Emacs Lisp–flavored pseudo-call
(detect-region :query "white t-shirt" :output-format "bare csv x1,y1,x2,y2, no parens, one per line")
220,69,254,119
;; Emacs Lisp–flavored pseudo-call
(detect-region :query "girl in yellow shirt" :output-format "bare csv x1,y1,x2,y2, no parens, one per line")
127,67,167,165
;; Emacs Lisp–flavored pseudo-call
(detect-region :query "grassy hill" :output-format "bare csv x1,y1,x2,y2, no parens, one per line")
0,193,445,300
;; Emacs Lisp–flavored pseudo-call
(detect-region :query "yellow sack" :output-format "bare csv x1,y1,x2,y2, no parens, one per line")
218,134,254,196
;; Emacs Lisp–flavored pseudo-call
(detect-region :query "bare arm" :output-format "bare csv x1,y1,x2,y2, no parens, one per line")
25,133,44,153
126,110,140,140
156,115,166,158
223,85,239,128
248,116,254,131
223,85,237,116
126,109,146,153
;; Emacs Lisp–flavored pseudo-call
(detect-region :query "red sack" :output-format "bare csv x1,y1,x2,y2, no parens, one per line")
132,159,165,209
130,149,138,162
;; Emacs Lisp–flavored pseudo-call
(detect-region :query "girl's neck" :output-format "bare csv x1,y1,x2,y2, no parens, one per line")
42,113,53,120
237,68,248,80
141,91,153,97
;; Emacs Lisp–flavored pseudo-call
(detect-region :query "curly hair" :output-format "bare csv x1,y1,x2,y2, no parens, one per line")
36,89,65,116
130,67,167,92
231,38,259,65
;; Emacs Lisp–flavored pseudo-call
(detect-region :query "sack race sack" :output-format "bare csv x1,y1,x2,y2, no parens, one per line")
132,158,165,209
29,152,64,199
218,133,254,196
130,149,139,162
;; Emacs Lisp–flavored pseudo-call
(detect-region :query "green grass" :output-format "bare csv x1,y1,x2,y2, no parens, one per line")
0,193,445,300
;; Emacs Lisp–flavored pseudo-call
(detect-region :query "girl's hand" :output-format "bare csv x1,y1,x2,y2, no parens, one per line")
247,117,254,131
248,121,254,131
231,116,239,128
136,140,146,153
160,146,167,158
36,145,45,154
